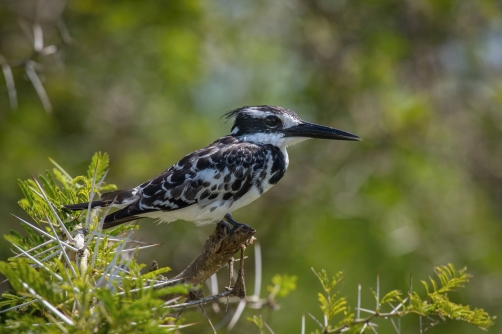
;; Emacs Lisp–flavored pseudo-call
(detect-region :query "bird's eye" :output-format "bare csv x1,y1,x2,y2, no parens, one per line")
264,115,279,127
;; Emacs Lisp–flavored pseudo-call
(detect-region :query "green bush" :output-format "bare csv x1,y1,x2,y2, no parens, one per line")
0,153,495,333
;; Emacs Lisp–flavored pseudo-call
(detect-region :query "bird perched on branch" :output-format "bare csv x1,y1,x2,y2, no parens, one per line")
65,106,360,231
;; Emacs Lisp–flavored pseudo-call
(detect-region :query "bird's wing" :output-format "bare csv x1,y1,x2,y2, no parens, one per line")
138,137,266,210
102,137,268,227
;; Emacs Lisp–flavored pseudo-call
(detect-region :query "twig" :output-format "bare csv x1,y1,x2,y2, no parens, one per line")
227,299,246,330
45,212,77,277
111,243,162,253
168,290,233,309
11,244,62,281
33,24,43,52
21,281,74,326
253,242,262,297
326,311,406,333
12,239,55,258
0,299,37,314
116,277,186,296
25,61,52,112
307,312,324,329
0,56,18,109
357,283,361,319
226,257,234,311
263,319,276,334
12,214,78,251
233,245,247,299
31,176,73,241
199,304,217,334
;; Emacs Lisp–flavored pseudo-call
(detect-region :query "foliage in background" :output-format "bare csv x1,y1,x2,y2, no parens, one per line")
308,265,494,333
1,1,502,333
250,266,495,333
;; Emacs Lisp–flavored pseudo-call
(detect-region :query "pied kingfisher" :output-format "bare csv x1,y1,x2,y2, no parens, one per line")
65,106,360,230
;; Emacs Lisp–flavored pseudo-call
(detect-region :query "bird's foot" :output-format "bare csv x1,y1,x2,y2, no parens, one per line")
217,214,252,237
223,213,250,234
217,220,232,238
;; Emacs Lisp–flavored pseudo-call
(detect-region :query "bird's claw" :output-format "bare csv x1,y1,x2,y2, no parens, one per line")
217,214,250,236
223,213,250,233
217,220,232,238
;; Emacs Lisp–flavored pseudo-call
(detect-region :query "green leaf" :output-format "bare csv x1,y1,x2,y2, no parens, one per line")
87,152,110,183
139,266,171,281
49,157,73,185
38,174,56,202
380,289,402,304
247,315,265,333
17,179,34,207
267,274,297,298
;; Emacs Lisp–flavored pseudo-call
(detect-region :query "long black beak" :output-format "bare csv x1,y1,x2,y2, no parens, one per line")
284,121,361,141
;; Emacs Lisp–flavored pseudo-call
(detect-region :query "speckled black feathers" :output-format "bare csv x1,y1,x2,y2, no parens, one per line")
138,136,285,206
82,136,287,229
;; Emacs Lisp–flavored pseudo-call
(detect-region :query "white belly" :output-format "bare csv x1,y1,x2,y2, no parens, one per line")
140,184,267,226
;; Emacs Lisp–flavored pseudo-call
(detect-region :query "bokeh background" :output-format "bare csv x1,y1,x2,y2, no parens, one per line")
1,0,502,333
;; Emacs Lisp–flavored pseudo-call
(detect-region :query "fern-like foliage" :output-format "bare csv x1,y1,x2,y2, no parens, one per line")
267,274,297,299
312,269,347,326
308,264,495,333
0,153,191,333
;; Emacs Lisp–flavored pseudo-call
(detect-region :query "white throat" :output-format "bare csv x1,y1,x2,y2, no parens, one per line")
239,132,310,149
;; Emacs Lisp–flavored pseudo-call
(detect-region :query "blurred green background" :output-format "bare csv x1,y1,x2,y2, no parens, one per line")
1,0,502,332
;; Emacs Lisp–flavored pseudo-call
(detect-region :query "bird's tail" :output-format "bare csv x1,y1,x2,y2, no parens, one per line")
64,189,145,230
64,189,137,211
102,207,142,229
64,201,110,210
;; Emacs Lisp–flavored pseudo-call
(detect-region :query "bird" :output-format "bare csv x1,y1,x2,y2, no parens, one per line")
65,105,360,231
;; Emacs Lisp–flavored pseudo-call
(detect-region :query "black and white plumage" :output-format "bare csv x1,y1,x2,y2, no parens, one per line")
65,106,360,229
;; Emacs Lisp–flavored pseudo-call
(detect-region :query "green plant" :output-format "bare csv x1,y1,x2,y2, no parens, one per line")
1,153,495,333
0,152,191,333
308,264,495,333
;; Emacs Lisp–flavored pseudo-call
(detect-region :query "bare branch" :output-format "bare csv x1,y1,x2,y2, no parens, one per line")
0,57,18,109
11,243,63,281
57,19,73,44
33,24,44,52
21,281,74,326
357,283,361,319
1,5,72,111
168,290,233,309
25,61,52,112
227,299,246,330
0,299,37,314
253,242,262,297
12,214,78,251
199,304,217,334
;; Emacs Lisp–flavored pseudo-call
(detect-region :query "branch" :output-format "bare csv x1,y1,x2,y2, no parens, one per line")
156,223,256,295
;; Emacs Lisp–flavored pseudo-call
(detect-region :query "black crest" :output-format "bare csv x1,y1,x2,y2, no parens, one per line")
224,105,301,136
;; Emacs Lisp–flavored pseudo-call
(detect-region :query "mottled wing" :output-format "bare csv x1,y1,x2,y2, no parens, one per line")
139,137,266,210
103,137,269,228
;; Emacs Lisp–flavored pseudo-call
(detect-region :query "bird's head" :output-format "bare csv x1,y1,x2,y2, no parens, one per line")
224,105,361,148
